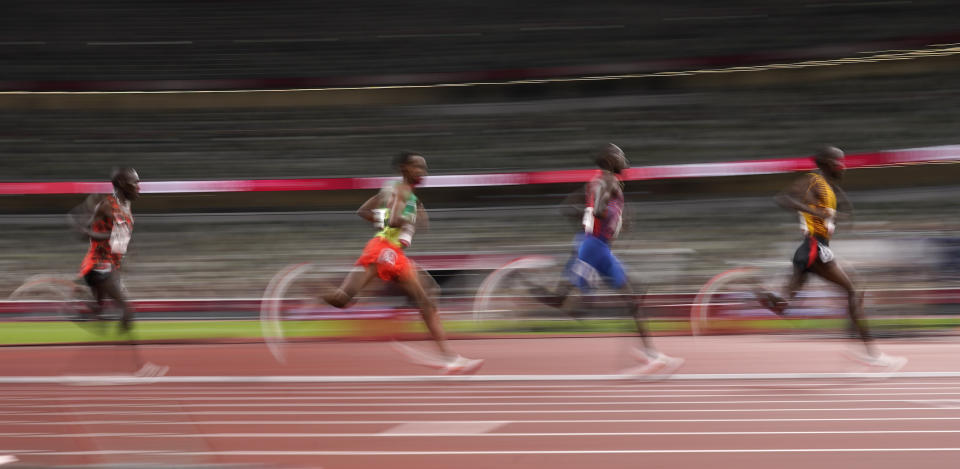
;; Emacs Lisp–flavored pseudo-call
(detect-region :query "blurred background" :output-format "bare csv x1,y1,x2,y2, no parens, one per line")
2,0,960,331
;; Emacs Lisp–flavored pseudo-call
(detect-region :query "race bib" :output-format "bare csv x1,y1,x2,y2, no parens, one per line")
817,244,835,263
378,248,398,266
110,222,132,254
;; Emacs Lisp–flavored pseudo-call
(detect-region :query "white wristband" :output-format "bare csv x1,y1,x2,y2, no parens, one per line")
372,208,386,229
399,224,415,247
582,207,594,234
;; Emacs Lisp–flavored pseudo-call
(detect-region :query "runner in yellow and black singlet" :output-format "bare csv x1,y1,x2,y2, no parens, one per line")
760,146,903,368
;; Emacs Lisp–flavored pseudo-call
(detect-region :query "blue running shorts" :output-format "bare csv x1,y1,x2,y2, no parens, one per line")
568,234,627,292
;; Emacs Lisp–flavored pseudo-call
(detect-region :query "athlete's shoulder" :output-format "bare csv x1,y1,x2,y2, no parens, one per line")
598,172,620,189
588,171,612,185
392,181,414,199
806,172,835,192
85,194,113,216
794,172,821,188
85,193,107,203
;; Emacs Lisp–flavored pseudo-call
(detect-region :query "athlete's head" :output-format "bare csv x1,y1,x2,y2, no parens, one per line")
594,143,629,174
393,151,427,186
111,167,140,201
814,146,845,180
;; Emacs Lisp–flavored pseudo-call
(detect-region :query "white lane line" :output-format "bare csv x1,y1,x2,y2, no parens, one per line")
11,417,960,426
21,379,960,388
5,389,960,399
381,421,509,435
10,372,960,384
8,429,960,438
18,448,960,456
7,380,960,390
0,398,944,408
6,386,960,399
0,433,174,437
4,390,960,401
910,400,960,409
9,407,958,416
86,41,193,46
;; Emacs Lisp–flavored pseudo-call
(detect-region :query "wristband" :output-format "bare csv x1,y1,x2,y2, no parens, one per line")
582,207,594,234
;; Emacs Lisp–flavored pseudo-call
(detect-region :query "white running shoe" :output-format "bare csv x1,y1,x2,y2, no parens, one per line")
845,349,908,371
630,347,658,364
441,355,485,375
391,341,447,369
627,348,685,376
392,342,484,375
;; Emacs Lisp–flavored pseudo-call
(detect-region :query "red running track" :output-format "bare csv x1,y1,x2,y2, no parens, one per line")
2,336,960,468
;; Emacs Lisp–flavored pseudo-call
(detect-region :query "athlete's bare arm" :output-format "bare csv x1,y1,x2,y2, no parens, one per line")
415,200,429,232
67,195,110,241
591,177,613,218
774,175,833,219
559,187,586,222
387,184,412,228
356,192,383,224
619,200,633,234
832,183,854,222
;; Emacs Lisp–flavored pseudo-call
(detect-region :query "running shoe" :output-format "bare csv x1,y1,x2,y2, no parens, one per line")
628,347,685,376
392,341,484,375
441,355,485,375
756,291,788,316
392,341,447,369
844,349,908,371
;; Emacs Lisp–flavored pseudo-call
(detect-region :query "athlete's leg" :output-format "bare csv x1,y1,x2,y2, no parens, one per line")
766,237,819,314
810,260,875,354
529,275,579,313
616,278,656,353
613,271,682,370
551,234,585,307
95,273,133,331
759,259,810,315
396,272,453,357
96,273,166,375
84,277,107,318
781,264,810,303
417,266,440,300
596,246,658,354
324,266,379,308
530,237,582,311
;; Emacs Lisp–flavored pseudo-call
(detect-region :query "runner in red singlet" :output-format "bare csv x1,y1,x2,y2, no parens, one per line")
68,168,167,377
